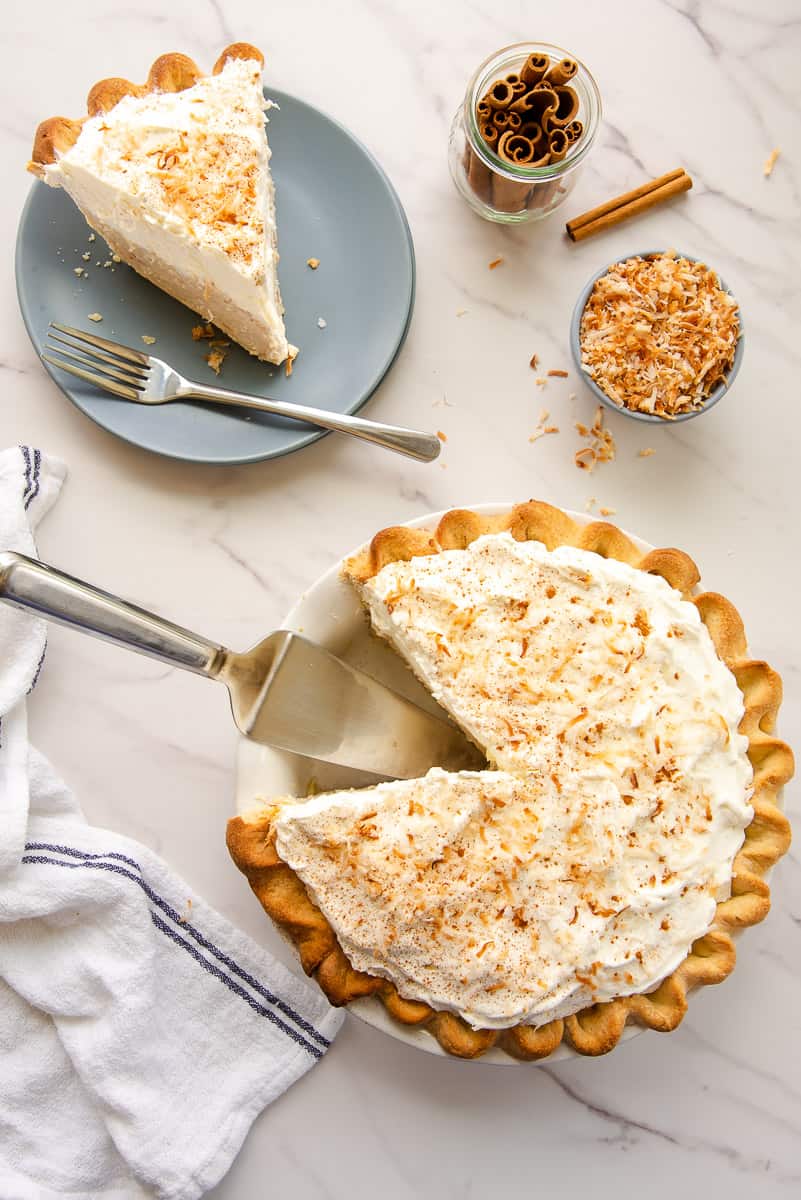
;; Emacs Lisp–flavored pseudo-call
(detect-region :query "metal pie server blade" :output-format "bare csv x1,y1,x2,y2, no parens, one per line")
223,631,484,778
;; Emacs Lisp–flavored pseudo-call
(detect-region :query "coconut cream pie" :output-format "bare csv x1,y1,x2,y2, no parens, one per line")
227,503,792,1060
29,44,291,364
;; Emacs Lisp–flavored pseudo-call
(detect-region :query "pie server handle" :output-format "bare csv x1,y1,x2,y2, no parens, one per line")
0,550,224,676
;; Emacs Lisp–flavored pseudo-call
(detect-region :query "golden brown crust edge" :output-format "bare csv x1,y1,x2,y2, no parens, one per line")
227,501,793,1061
28,43,264,177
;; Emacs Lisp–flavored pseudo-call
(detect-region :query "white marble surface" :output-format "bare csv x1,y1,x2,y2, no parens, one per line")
3,0,800,1195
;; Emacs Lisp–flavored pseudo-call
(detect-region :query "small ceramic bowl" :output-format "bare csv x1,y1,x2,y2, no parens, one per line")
569,250,744,424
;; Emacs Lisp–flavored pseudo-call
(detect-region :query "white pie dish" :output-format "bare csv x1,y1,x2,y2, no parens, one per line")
235,503,664,1064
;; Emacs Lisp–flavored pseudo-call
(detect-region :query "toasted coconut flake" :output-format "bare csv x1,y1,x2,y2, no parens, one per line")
529,353,539,369
306,257,320,269
141,334,156,345
87,312,103,322
763,148,780,177
579,253,740,418
205,346,227,374
488,257,504,270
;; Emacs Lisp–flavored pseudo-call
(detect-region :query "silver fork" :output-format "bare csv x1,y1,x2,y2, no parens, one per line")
42,323,441,463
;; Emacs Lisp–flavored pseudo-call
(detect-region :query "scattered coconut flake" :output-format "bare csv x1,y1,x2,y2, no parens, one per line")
763,148,780,177
73,267,84,277
317,317,327,329
585,497,597,512
456,308,468,317
437,430,447,442
599,507,616,516
103,260,112,268
535,377,547,388
87,312,103,322
488,257,504,270
141,335,156,345
111,253,121,263
579,252,739,418
88,233,96,242
306,257,320,269
638,447,656,458
81,252,91,261
574,406,616,471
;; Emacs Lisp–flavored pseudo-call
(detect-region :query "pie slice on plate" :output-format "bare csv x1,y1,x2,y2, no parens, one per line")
227,502,793,1060
29,43,292,364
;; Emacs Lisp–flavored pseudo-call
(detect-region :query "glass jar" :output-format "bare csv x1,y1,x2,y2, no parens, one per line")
448,42,602,224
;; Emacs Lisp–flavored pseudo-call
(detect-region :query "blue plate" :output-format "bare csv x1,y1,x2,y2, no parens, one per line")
16,89,415,465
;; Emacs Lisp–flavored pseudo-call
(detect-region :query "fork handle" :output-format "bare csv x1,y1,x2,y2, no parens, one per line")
0,552,225,677
177,381,441,463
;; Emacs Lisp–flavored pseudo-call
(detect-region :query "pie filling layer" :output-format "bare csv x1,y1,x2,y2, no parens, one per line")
42,57,289,363
273,534,753,1029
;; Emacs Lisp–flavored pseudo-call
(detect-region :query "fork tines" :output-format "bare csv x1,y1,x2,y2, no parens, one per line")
43,323,150,401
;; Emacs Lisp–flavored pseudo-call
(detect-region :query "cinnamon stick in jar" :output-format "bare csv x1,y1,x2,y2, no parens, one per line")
544,58,578,87
520,52,550,86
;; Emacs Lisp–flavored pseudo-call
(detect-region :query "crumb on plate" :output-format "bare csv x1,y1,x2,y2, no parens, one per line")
141,335,156,345
205,347,228,375
307,257,320,269
88,312,103,322
192,323,215,340
638,447,656,458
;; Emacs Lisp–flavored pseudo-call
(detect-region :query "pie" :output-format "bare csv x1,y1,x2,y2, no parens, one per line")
29,43,292,365
227,503,793,1059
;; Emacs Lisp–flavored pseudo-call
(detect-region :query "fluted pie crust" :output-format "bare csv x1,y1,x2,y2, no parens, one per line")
227,502,793,1060
28,43,264,176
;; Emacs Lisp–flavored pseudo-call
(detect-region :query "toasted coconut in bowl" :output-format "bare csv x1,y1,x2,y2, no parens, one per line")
570,250,744,423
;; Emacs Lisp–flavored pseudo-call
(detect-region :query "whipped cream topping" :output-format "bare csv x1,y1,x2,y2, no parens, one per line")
43,57,287,359
274,534,752,1029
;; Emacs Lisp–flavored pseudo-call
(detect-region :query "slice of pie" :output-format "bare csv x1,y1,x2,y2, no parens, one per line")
227,502,793,1060
29,43,292,365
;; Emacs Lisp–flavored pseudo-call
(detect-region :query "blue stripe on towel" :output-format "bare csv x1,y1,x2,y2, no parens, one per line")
22,847,329,1058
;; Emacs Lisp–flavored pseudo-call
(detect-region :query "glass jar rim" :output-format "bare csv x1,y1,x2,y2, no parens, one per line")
465,41,602,180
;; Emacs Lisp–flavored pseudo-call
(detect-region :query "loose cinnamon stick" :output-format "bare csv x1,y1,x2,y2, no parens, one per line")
565,169,693,241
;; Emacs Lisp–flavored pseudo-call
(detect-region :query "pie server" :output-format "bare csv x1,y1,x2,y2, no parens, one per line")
0,552,482,779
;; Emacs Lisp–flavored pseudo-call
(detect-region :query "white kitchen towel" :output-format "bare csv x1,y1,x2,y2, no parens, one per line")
0,446,344,1200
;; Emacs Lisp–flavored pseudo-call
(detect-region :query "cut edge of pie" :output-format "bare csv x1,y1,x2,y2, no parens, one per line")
227,501,793,1060
29,43,293,365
